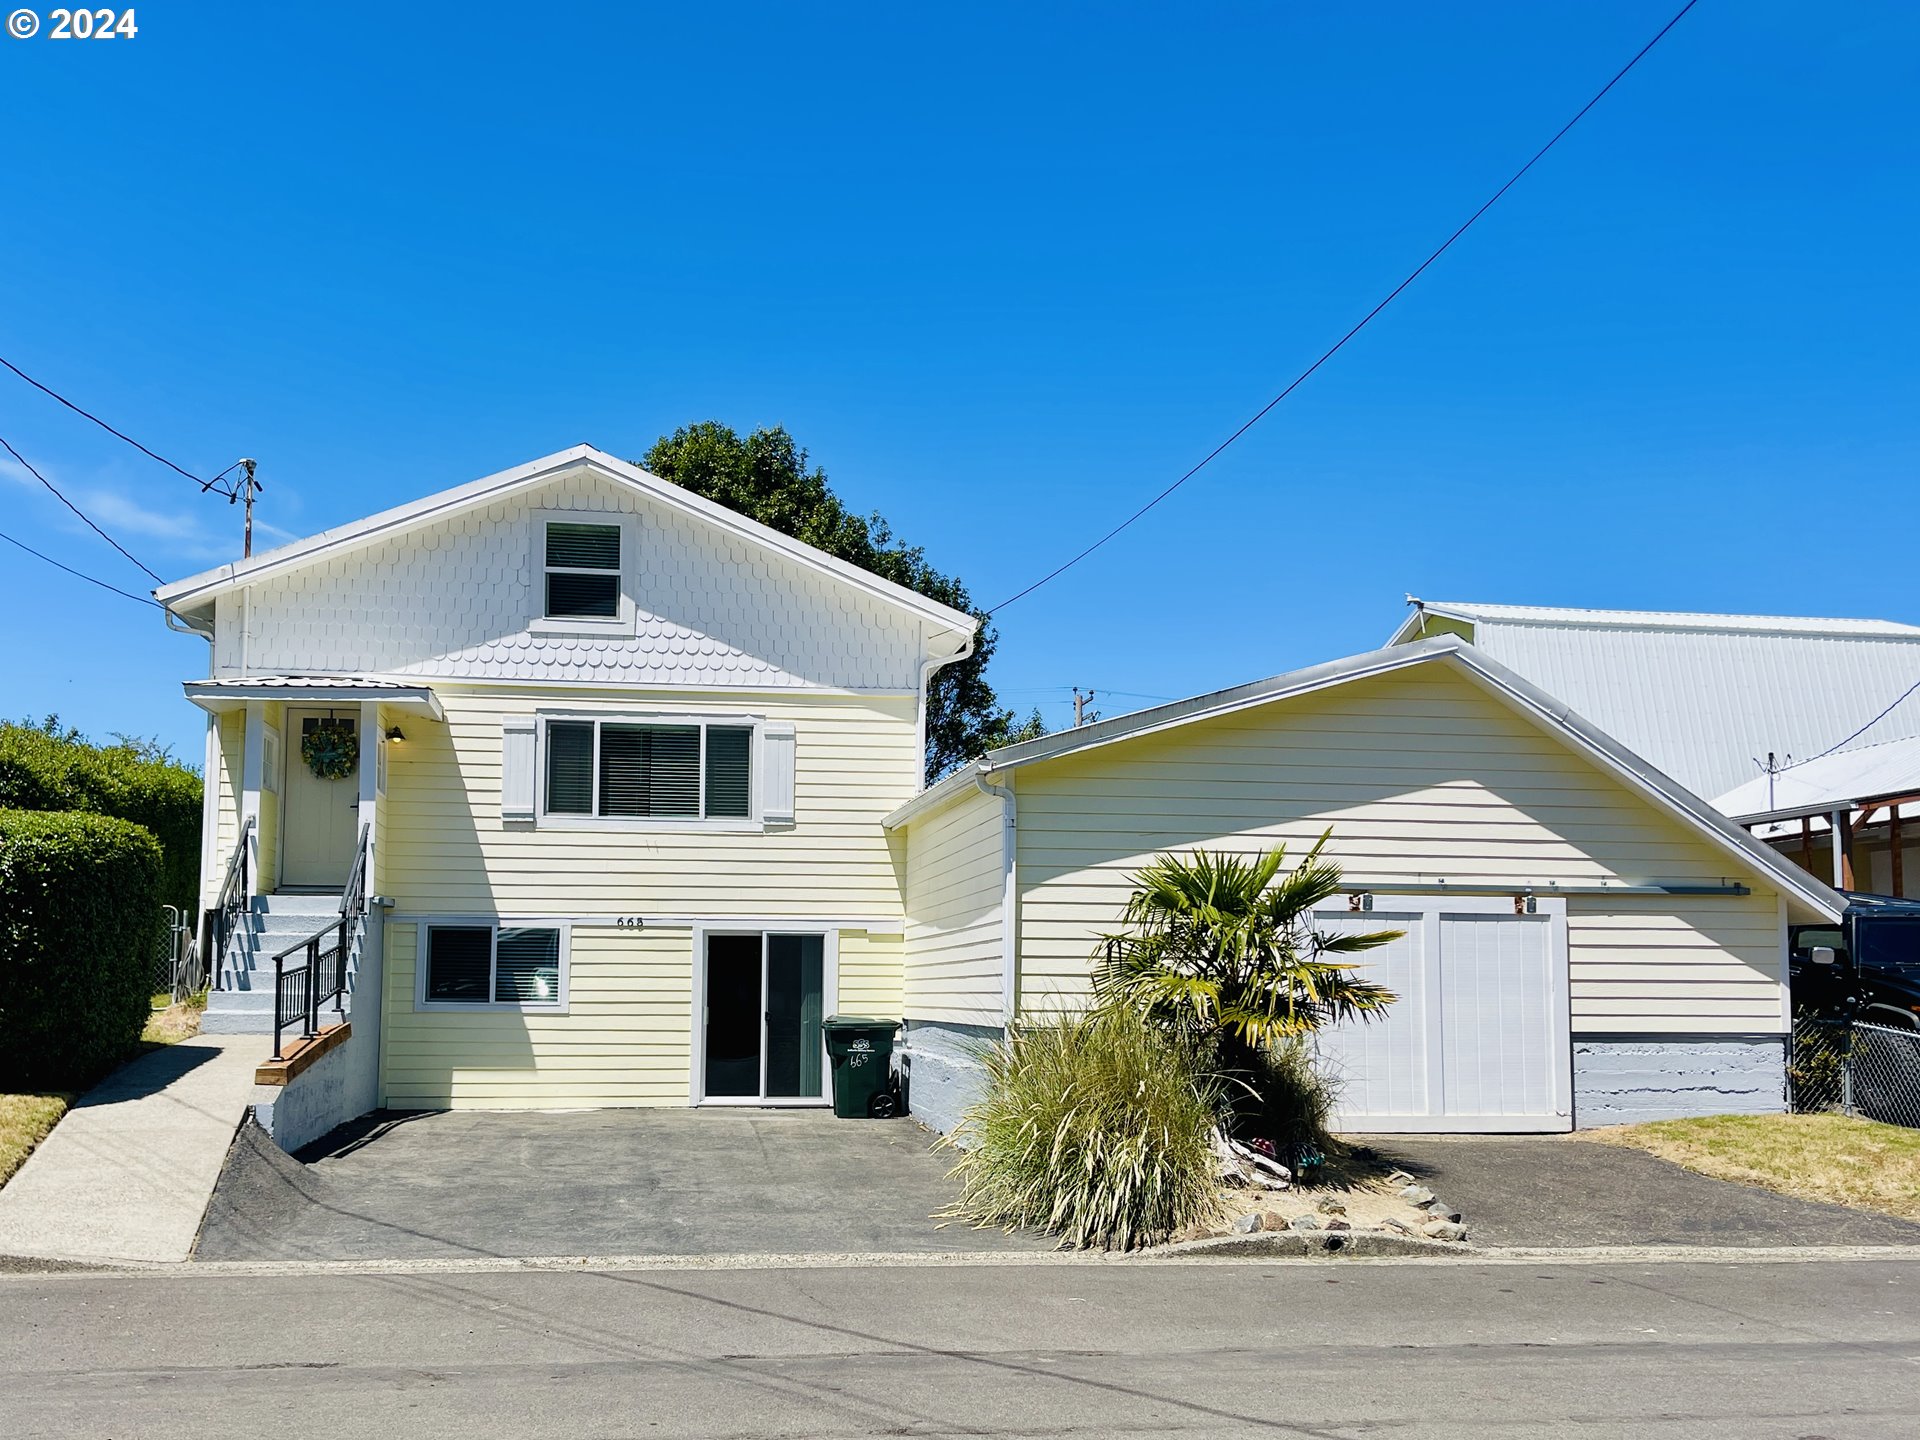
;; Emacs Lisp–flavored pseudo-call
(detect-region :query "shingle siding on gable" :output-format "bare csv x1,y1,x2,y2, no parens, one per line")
219,474,929,691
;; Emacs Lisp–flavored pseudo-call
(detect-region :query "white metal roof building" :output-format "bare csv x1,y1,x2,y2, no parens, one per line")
1387,601,1920,803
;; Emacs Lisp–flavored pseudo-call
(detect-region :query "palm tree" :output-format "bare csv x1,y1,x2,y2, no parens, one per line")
1094,834,1402,1092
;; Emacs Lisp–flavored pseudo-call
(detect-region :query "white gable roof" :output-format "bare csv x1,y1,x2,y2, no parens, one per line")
153,445,977,639
1387,599,1920,802
888,636,1845,922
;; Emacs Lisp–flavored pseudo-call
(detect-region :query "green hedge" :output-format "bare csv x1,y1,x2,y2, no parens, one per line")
0,810,163,1089
0,722,200,915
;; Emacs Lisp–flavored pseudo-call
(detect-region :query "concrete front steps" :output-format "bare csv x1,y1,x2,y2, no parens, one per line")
201,892,346,1035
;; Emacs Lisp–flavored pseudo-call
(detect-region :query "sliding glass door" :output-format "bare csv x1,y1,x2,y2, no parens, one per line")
702,933,826,1103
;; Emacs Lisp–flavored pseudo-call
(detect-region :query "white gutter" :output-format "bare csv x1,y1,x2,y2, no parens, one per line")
974,770,1018,1020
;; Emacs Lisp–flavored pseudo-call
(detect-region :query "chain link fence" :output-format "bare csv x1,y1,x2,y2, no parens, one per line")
1790,1012,1920,1129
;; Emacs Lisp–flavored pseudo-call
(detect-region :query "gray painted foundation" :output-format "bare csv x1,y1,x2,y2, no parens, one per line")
900,1020,1003,1136
254,906,386,1153
1573,1035,1786,1127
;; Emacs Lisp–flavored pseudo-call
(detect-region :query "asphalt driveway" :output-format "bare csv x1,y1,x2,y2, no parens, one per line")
196,1108,1048,1262
1364,1135,1920,1248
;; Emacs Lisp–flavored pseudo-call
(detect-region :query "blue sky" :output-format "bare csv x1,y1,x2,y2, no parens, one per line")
2,2,1915,763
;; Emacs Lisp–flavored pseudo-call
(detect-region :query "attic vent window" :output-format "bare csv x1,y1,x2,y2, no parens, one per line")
544,521,622,619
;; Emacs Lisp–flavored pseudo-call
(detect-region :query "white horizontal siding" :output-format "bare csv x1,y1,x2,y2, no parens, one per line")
900,786,1006,1026
1013,665,1787,1034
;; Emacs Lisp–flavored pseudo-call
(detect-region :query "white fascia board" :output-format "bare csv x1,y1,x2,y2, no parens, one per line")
886,635,1846,922
1383,600,1478,648
154,446,978,641
184,681,445,720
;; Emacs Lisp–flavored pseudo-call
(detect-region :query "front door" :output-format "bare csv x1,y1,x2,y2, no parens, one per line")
281,708,361,890
701,933,826,1102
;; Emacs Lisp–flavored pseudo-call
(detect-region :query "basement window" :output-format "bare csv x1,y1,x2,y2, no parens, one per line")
419,921,568,1011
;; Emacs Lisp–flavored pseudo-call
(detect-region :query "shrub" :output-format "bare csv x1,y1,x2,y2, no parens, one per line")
1220,1037,1340,1161
0,720,201,916
0,809,163,1089
943,1007,1224,1251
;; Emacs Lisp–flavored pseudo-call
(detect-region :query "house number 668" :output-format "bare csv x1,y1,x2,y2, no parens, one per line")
612,916,645,929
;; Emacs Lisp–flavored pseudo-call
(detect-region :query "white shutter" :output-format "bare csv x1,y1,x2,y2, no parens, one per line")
761,721,796,824
501,717,537,822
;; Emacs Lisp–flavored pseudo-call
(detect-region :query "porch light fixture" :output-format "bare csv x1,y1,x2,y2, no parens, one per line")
385,726,407,742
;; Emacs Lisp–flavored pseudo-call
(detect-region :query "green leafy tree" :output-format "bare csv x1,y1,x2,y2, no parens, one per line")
1094,836,1401,1135
641,423,1042,779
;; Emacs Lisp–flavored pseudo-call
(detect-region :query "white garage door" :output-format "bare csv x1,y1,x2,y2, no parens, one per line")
1311,898,1570,1133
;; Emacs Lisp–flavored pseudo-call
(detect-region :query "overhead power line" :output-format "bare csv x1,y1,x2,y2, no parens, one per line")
990,0,1700,612
0,433,162,582
1786,677,1920,771
0,525,161,608
0,354,240,497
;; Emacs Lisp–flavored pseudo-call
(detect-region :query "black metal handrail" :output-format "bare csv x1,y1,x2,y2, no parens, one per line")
205,816,255,992
270,920,348,1062
270,823,373,1061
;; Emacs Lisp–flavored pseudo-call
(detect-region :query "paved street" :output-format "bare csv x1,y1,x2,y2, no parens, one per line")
4,1255,1917,1437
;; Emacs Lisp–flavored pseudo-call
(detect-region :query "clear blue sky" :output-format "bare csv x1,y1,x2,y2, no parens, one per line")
2,2,1915,764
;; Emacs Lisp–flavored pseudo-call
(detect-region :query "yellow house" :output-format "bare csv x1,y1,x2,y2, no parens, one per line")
157,447,975,1147
157,447,1845,1148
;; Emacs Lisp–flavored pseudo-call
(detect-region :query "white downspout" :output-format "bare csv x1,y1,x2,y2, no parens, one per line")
974,767,1018,1023
915,631,977,788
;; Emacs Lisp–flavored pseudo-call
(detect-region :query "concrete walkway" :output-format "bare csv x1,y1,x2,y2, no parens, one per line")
0,1036,266,1264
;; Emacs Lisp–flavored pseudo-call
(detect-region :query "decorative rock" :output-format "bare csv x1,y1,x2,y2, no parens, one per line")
1387,1169,1415,1185
1315,1197,1348,1216
1397,1184,1436,1205
1420,1218,1469,1242
1259,1211,1291,1231
1231,1213,1263,1234
1323,1217,1351,1232
1421,1199,1464,1223
1289,1214,1322,1232
1378,1217,1416,1237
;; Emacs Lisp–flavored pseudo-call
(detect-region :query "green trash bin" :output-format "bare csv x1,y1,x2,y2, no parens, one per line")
823,1015,900,1118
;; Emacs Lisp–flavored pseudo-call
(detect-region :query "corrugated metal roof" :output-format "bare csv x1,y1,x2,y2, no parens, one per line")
1405,601,1920,638
1713,735,1920,821
1392,602,1920,802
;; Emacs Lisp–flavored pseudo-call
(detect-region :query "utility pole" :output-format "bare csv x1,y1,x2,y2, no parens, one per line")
232,459,261,557
1072,688,1099,728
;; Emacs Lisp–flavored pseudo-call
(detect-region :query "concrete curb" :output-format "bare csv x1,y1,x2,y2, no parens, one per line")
9,1241,1920,1281
1143,1229,1468,1260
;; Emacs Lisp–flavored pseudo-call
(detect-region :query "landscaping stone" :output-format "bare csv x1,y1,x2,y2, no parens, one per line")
1379,1217,1416,1237
1398,1184,1436,1205
1421,1199,1463,1223
1324,1218,1351,1232
1289,1214,1322,1232
1231,1213,1263,1234
1315,1197,1347,1216
1421,1218,1469,1242
1259,1211,1290,1232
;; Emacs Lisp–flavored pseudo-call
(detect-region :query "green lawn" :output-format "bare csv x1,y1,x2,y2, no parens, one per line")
0,995,205,1191
1589,1113,1920,1223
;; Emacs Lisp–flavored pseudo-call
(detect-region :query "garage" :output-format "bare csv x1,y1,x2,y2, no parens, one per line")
890,637,1846,1135
1313,898,1569,1132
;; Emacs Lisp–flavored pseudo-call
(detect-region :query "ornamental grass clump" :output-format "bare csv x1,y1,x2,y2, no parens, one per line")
943,1007,1224,1251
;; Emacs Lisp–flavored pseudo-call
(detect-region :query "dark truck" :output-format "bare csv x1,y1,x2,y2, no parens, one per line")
1790,892,1920,1030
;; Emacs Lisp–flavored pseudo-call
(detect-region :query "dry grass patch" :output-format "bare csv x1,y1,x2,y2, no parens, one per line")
0,1093,70,1189
141,996,204,1047
1589,1113,1920,1223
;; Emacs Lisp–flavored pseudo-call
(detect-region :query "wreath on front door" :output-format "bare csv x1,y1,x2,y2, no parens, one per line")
300,719,358,781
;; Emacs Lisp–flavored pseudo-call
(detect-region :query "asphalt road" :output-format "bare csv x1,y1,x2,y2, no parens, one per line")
5,1256,1918,1438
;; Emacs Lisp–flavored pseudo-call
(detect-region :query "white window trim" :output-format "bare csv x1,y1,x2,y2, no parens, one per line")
261,725,281,796
414,916,573,1014
529,509,637,637
688,925,840,1107
536,711,764,832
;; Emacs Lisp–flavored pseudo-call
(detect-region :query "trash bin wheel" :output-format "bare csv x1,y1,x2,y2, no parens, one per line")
868,1091,900,1120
